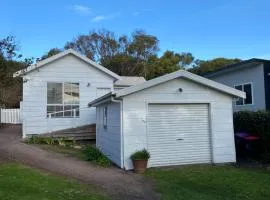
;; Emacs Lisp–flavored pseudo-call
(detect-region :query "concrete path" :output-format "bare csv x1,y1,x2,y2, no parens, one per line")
0,125,159,200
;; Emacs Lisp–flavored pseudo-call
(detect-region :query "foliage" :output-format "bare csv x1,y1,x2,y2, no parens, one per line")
82,145,111,167
58,137,76,147
26,136,59,145
39,48,62,61
0,164,108,200
189,57,241,75
130,149,150,160
146,165,270,200
64,29,196,79
0,36,22,60
234,111,270,162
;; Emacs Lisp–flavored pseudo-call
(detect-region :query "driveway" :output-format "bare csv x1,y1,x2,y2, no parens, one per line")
0,125,159,200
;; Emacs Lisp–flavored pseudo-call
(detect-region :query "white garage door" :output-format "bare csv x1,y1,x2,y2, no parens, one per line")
147,104,212,167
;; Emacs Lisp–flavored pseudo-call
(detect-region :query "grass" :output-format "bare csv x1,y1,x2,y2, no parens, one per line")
146,165,270,200
0,163,109,200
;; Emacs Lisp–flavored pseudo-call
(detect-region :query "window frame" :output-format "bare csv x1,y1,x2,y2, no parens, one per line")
234,82,254,106
47,82,80,118
103,106,108,130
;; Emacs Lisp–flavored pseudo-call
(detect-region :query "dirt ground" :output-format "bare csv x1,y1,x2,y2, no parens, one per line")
0,125,160,200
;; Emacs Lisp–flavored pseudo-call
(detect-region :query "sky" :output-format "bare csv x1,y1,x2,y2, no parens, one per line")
1,0,270,61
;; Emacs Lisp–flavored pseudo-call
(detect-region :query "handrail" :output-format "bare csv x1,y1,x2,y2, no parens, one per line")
48,106,90,118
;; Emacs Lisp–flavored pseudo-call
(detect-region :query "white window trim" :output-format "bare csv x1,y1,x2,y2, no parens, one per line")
103,106,108,130
234,82,254,106
47,82,80,118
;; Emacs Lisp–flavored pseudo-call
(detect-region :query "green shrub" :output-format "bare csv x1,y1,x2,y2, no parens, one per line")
26,136,58,145
58,137,75,147
130,149,150,160
81,145,111,167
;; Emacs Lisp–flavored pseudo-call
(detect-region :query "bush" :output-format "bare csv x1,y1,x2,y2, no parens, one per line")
58,137,76,147
234,111,270,163
81,145,111,167
130,149,150,160
26,136,58,145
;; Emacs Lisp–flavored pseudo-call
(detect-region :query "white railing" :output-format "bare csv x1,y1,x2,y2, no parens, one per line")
0,108,22,124
47,107,90,118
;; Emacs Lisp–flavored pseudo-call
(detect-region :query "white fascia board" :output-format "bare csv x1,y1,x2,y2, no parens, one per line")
13,49,121,80
115,70,246,99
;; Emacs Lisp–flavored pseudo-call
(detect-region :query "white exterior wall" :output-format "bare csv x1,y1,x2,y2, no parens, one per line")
96,102,121,167
122,78,235,170
22,54,115,137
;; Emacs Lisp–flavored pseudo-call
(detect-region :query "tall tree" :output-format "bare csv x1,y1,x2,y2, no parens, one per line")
189,58,241,75
0,36,22,60
40,48,62,61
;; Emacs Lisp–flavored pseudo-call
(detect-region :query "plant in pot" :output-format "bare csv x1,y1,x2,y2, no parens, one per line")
130,149,150,173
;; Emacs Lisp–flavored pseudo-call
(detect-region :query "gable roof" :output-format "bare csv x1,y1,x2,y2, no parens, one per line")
203,58,270,78
89,70,246,106
114,76,146,87
13,49,121,80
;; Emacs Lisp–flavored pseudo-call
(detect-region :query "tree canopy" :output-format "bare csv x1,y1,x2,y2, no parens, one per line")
189,58,242,75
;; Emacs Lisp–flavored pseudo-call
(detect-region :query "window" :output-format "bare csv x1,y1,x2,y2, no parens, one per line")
234,83,253,105
103,106,108,129
47,82,80,118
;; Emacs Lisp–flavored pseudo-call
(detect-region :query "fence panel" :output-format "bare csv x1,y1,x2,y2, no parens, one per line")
0,108,21,124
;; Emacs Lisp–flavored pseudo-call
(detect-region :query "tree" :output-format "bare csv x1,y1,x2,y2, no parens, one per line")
64,29,161,77
189,58,241,75
40,48,62,61
0,36,22,60
0,36,25,108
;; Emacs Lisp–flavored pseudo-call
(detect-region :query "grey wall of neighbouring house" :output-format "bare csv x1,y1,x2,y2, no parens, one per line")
206,63,265,112
263,62,270,110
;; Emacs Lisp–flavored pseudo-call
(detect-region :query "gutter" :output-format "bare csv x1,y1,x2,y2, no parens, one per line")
111,96,125,169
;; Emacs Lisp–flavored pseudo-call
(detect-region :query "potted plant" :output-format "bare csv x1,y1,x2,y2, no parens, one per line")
130,149,150,173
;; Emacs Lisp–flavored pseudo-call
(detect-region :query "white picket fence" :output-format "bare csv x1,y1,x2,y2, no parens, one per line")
0,108,22,124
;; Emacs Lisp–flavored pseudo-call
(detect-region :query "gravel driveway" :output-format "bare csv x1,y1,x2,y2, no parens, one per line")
0,125,159,200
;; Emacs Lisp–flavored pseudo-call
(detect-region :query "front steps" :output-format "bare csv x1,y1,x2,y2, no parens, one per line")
43,124,96,140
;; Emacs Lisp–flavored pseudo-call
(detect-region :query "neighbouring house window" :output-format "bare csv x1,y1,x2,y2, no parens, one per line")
234,83,253,105
47,82,80,118
103,106,108,129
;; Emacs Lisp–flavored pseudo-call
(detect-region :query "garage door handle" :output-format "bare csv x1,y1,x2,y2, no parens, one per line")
177,138,183,141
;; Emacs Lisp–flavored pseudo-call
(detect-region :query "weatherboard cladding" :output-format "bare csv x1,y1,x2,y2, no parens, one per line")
121,78,236,169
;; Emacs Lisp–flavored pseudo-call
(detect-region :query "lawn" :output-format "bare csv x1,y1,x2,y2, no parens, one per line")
0,163,109,200
146,165,270,200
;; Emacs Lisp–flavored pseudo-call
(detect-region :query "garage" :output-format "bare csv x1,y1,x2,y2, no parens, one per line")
147,104,211,167
89,70,246,170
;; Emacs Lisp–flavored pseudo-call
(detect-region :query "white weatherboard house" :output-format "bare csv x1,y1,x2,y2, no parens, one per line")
13,49,145,138
89,70,245,170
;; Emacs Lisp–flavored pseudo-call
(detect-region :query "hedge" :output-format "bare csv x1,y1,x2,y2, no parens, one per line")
233,111,270,139
234,111,270,163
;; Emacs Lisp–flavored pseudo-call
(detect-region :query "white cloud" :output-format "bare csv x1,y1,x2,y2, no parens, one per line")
91,13,120,22
70,5,91,15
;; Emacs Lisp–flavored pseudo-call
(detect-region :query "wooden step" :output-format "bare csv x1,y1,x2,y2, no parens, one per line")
43,124,96,140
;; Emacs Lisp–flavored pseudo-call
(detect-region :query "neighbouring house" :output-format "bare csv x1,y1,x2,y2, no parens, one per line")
13,49,145,138
203,58,270,112
88,70,245,169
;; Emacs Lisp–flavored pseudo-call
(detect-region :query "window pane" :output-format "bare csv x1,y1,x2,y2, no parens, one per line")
47,83,62,104
244,84,252,104
55,106,64,117
47,105,63,118
72,105,80,117
234,85,243,105
64,105,72,117
235,85,243,91
64,83,79,104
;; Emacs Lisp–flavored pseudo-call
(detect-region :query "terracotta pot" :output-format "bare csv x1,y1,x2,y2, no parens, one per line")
132,159,148,173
